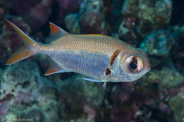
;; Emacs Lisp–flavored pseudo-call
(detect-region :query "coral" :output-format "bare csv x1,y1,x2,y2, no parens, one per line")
0,0,53,64
58,0,82,25
96,66,184,121
0,67,2,79
52,74,105,121
169,92,184,122
0,0,53,32
59,0,82,10
65,0,111,34
118,0,172,44
140,30,175,56
0,61,60,122
11,0,53,31
0,17,31,64
3,113,17,122
64,13,81,34
0,0,12,24
118,16,137,45
0,61,105,121
142,67,184,89
79,0,110,34
170,26,184,72
95,80,174,122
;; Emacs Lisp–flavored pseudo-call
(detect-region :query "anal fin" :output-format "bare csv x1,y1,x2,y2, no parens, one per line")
45,69,69,76
45,58,70,75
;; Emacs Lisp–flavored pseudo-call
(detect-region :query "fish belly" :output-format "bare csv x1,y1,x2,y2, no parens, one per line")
50,50,110,79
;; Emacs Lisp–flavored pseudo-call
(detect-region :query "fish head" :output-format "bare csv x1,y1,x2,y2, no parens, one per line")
117,48,150,82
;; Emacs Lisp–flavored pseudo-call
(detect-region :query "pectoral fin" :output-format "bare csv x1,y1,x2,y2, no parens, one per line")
102,82,107,89
83,77,104,82
83,77,107,89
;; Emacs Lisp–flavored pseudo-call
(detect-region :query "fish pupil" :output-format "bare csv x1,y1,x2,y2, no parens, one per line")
130,62,137,70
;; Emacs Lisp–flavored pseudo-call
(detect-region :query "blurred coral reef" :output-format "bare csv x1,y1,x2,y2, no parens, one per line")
0,0,184,121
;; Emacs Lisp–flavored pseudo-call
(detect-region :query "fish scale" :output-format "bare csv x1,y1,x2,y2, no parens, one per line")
43,35,133,79
51,35,129,55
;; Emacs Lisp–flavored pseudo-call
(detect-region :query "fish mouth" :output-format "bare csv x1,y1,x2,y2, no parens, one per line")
147,67,151,72
146,62,151,72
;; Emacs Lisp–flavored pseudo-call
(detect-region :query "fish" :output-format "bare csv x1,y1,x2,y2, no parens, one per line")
6,20,150,83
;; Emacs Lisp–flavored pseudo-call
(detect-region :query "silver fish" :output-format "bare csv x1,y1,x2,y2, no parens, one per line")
6,20,150,83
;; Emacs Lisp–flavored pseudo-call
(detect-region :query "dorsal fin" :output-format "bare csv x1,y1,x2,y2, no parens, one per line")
48,22,69,41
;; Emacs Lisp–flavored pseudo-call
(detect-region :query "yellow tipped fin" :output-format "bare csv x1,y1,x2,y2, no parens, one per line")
45,58,69,75
45,69,69,76
47,22,69,42
49,22,68,36
6,20,39,46
6,20,40,65
6,46,35,65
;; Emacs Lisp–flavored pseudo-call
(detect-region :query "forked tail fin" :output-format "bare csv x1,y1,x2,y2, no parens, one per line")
6,20,40,65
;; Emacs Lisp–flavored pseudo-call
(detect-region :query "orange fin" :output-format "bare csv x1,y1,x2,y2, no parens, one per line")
6,20,39,46
45,69,69,76
48,22,68,41
6,20,40,65
45,58,69,75
6,46,35,65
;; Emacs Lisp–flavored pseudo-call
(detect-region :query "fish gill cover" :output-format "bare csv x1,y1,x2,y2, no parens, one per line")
0,0,184,122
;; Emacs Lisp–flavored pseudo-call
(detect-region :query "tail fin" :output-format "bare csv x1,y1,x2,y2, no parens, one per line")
6,20,40,65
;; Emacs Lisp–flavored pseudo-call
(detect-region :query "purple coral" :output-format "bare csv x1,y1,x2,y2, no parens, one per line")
65,0,110,34
118,0,172,45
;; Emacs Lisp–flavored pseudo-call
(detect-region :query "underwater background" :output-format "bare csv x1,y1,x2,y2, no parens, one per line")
0,0,184,122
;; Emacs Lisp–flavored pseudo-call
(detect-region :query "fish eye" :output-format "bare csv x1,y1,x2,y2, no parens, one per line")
129,61,137,70
125,56,143,73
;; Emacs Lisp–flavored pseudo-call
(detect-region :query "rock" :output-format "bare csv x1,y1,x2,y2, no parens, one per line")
169,92,184,122
54,74,105,121
65,14,81,34
0,61,60,122
0,17,31,64
65,0,111,35
140,30,175,56
119,0,172,44
170,26,184,72
142,67,184,89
